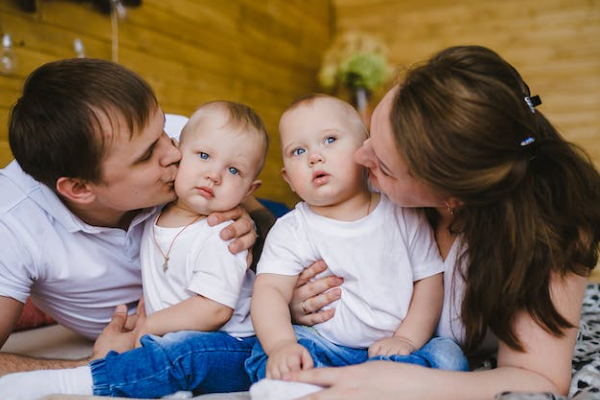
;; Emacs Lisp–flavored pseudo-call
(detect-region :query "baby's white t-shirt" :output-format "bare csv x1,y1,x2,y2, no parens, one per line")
257,195,443,348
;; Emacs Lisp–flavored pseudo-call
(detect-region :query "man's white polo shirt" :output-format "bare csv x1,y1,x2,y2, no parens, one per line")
0,161,157,339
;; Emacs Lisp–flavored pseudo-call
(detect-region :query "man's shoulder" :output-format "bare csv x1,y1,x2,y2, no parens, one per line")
0,162,49,226
0,163,33,214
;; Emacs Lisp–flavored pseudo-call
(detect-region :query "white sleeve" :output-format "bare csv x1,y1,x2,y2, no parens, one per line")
164,114,188,141
400,208,444,281
256,212,316,277
185,225,248,310
0,220,35,303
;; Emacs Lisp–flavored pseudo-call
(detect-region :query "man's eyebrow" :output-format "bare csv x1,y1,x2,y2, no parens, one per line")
134,109,165,164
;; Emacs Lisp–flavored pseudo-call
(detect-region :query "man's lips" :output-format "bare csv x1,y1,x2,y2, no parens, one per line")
197,186,214,199
312,171,330,186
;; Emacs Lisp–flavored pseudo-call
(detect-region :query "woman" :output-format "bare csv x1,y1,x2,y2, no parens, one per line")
287,45,600,399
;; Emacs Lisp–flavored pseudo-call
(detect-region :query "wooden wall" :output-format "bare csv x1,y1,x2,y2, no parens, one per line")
2,0,600,210
0,0,332,205
335,0,600,282
334,0,600,166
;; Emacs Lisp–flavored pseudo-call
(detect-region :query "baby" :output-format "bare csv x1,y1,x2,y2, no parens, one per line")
245,94,467,399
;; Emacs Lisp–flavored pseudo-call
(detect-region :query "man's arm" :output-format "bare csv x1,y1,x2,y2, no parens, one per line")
0,296,22,349
0,296,87,376
244,197,276,271
207,196,276,257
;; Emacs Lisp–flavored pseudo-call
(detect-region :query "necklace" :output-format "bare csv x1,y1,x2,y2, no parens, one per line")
152,215,202,272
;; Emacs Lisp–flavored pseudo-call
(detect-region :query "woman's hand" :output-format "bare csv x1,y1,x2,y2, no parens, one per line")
208,205,256,255
286,361,426,400
290,260,343,326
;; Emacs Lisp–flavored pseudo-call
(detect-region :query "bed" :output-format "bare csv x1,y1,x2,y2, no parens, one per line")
1,282,596,399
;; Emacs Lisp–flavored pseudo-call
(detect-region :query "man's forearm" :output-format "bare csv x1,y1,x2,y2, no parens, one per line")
0,352,88,376
244,197,277,237
245,197,276,271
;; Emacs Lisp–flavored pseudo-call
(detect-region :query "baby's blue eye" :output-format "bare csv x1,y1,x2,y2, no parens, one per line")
292,148,306,156
228,167,239,176
199,152,209,160
324,136,336,144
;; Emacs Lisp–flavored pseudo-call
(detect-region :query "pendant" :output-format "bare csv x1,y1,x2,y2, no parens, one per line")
162,258,169,272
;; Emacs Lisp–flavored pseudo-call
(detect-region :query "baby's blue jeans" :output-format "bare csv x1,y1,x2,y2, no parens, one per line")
244,325,468,382
90,330,257,397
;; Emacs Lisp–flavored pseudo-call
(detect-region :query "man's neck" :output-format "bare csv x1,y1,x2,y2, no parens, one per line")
62,198,141,230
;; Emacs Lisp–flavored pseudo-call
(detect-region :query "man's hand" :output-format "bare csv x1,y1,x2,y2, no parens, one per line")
91,303,146,360
208,205,257,255
290,261,343,326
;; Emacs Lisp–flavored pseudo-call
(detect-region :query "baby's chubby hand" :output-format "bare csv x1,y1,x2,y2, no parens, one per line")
266,342,314,380
368,336,417,358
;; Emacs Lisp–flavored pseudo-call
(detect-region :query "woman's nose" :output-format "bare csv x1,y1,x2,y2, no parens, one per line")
353,139,376,169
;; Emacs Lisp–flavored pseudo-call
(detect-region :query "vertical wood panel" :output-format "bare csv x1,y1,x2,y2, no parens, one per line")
334,0,600,166
0,0,333,205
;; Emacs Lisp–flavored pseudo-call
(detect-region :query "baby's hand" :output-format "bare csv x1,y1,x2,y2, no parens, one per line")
368,336,417,358
266,342,314,380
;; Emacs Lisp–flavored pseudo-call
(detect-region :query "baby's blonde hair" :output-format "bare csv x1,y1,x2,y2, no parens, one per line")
280,93,368,141
181,100,269,175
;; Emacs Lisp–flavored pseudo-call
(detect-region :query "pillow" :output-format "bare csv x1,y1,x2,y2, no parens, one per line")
14,298,55,332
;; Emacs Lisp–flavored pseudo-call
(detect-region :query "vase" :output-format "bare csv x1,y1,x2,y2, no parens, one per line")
353,86,371,128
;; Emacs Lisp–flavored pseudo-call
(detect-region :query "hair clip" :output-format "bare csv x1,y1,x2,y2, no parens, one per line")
520,136,536,147
524,95,542,114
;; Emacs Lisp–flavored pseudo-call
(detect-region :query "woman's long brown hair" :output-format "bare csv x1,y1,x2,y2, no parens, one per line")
391,45,600,352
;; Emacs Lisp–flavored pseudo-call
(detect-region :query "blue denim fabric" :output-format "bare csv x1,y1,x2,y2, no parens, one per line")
245,325,468,382
90,331,257,398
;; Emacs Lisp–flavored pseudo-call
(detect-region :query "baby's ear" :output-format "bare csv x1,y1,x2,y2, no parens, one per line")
55,177,96,205
243,180,262,202
281,167,295,193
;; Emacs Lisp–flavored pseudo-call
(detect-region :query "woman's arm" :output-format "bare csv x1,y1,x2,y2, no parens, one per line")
289,271,586,399
495,271,585,394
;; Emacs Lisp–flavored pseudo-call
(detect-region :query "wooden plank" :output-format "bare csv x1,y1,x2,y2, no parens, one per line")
0,76,23,108
0,109,9,141
0,141,12,169
0,12,111,61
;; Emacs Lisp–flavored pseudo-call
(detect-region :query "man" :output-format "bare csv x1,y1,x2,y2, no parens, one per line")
0,58,269,375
